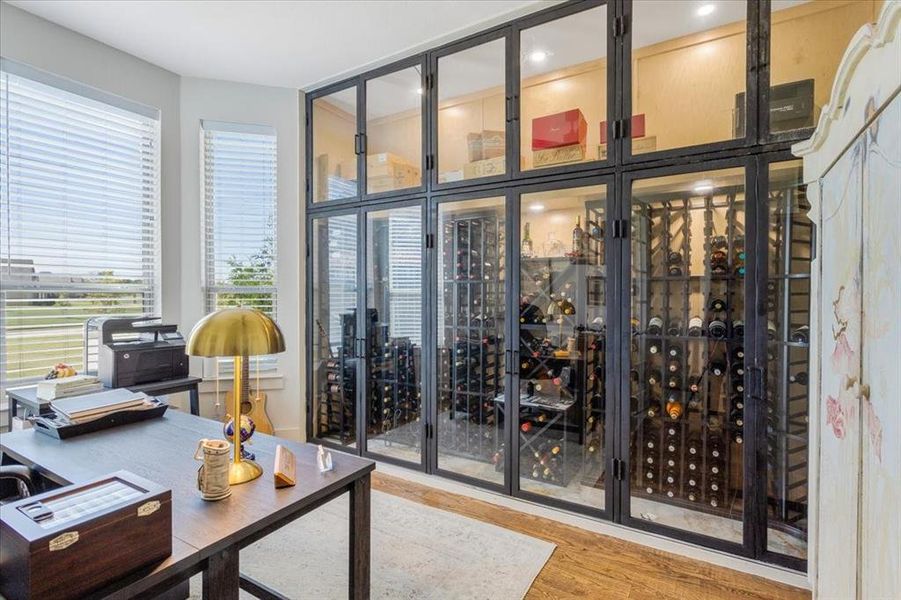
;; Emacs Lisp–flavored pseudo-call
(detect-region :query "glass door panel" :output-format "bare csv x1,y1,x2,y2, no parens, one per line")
312,88,358,202
364,205,424,464
630,1,747,154
365,67,423,194
518,185,608,510
765,160,810,559
436,197,507,485
311,213,359,447
628,168,746,543
769,1,880,136
437,38,507,184
520,5,608,170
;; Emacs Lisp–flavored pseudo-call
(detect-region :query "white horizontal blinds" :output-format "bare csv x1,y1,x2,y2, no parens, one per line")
388,209,422,344
0,67,160,384
202,122,277,370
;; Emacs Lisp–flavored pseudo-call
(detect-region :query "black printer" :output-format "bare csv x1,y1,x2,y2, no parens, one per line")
88,317,189,388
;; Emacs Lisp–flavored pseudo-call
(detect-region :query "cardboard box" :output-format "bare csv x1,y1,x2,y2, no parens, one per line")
463,156,506,179
599,114,646,144
532,144,586,167
466,130,505,162
532,109,588,150
598,135,657,160
366,152,420,193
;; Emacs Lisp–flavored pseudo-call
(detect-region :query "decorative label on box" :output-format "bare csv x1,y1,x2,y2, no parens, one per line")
533,143,586,167
463,156,506,179
532,109,587,150
467,130,505,162
600,114,646,144
598,136,657,160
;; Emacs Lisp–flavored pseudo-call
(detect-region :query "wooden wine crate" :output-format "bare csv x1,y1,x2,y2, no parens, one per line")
463,155,506,179
532,143,586,167
598,136,657,160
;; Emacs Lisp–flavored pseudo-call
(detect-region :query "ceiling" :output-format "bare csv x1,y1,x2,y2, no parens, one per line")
7,0,810,98
6,0,547,90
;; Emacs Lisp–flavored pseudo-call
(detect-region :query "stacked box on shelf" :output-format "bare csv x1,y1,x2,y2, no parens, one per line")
438,212,505,465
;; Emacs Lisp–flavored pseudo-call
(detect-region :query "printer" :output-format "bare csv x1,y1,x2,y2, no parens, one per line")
87,317,189,388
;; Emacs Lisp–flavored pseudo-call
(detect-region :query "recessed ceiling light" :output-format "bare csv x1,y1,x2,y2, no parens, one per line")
697,3,716,16
528,50,548,63
529,203,545,213
693,183,714,194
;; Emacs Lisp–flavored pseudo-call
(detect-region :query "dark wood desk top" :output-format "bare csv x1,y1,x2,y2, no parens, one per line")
0,410,374,584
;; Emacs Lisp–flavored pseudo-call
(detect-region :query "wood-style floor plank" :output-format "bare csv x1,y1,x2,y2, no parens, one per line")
371,472,810,600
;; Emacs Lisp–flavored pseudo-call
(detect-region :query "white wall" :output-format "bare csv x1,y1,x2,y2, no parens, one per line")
179,77,304,440
0,3,307,438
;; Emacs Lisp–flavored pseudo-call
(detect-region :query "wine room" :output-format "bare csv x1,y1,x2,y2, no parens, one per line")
305,0,884,571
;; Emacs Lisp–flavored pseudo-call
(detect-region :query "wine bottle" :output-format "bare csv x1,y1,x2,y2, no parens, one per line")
665,396,684,421
709,319,728,339
666,319,683,336
666,373,682,390
710,360,727,377
731,377,745,393
667,263,684,277
647,316,664,336
648,341,661,355
521,222,534,258
687,434,702,456
667,251,684,265
732,320,745,338
767,320,777,340
667,345,683,358
790,371,809,386
731,346,745,361
644,468,656,494
572,216,585,256
688,316,704,337
708,297,727,312
711,235,728,251
647,369,663,386
688,375,702,393
666,358,682,373
791,325,810,344
730,362,745,378
646,399,661,418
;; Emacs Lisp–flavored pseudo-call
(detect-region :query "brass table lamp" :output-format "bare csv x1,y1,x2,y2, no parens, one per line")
187,308,285,484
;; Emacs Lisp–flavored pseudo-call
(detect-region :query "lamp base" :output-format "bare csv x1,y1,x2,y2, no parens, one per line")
229,459,263,485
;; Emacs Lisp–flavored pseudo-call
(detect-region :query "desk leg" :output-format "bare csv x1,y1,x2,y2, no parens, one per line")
349,474,371,600
190,386,200,416
8,398,16,431
203,547,239,600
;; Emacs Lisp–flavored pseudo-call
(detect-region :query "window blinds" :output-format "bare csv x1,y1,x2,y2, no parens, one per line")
202,122,278,371
0,65,160,384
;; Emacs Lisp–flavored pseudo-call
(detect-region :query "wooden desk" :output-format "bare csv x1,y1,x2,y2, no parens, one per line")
0,410,374,600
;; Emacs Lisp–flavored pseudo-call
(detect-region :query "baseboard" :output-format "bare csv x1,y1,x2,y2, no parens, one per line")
373,460,811,591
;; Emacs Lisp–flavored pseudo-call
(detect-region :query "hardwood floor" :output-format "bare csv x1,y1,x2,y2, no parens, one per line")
372,472,810,600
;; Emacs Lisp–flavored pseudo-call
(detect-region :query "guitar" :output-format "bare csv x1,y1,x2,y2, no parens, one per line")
224,357,274,435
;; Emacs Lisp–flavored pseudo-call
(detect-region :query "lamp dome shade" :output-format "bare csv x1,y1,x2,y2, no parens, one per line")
186,308,285,357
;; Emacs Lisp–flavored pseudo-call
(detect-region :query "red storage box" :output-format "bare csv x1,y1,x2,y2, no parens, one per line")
600,114,646,144
531,109,588,150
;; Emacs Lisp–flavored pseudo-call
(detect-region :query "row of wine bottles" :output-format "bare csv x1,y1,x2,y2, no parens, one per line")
639,315,808,343
657,234,746,277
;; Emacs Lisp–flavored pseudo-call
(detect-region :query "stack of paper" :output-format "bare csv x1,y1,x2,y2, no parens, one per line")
51,389,153,424
36,375,102,400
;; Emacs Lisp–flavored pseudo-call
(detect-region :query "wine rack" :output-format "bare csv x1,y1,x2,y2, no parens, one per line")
630,186,746,518
367,329,421,449
765,180,811,538
517,202,607,489
316,311,360,445
437,212,505,465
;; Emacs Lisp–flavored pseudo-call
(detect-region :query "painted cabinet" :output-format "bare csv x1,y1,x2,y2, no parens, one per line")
793,3,901,597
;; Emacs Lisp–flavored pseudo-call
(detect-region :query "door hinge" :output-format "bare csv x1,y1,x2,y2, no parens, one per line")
425,233,435,249
613,15,628,37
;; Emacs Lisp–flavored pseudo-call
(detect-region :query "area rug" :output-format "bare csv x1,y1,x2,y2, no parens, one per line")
189,489,555,599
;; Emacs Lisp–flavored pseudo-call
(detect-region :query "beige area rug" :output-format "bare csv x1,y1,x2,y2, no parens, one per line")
190,489,555,599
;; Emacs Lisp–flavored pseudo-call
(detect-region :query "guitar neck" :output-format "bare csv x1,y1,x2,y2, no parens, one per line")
240,357,251,401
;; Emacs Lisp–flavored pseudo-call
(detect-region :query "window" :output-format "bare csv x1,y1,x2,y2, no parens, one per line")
201,121,278,369
0,62,160,385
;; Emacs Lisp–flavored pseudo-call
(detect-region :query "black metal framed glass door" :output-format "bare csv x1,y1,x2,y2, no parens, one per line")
361,200,428,470
510,178,615,517
618,160,756,556
431,192,511,491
